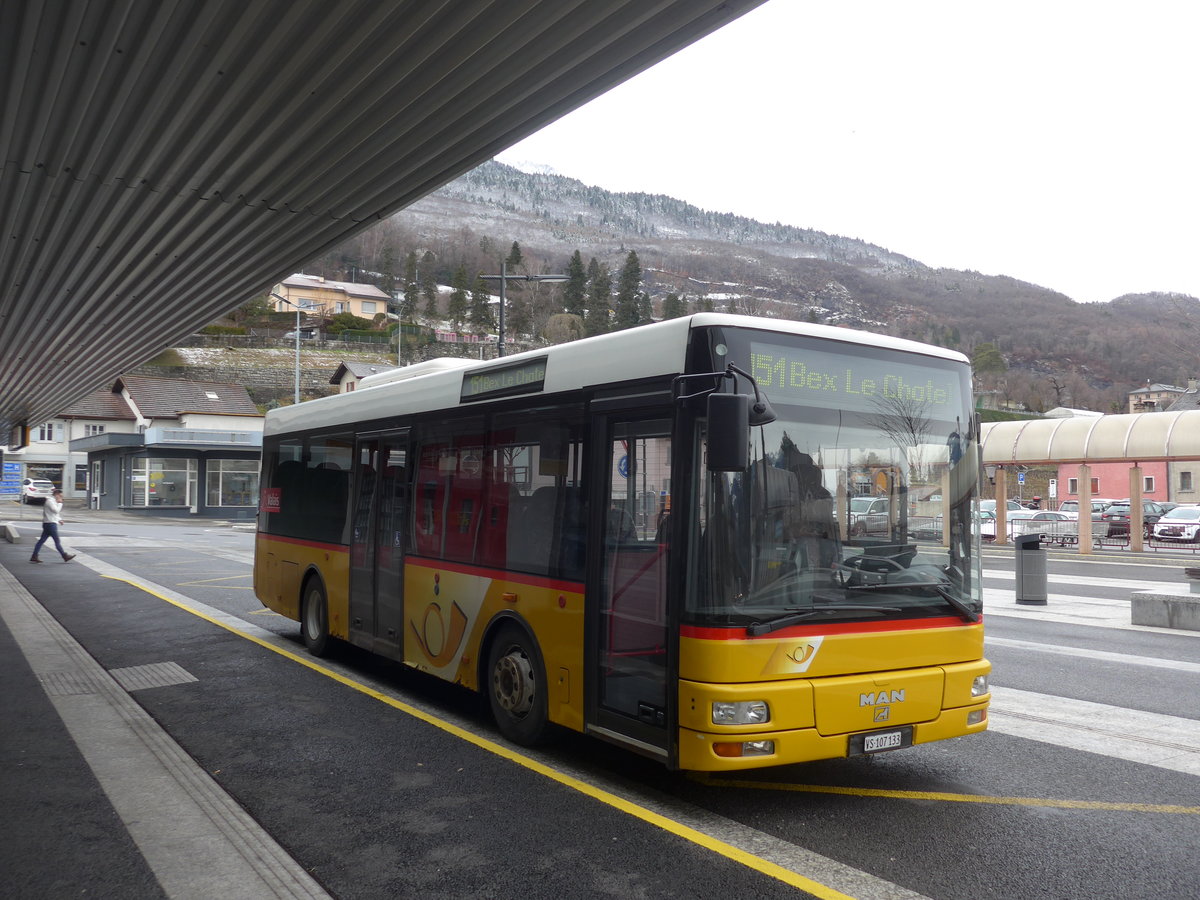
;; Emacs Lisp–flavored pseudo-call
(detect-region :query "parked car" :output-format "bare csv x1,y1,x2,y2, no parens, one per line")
1100,500,1167,538
1004,510,1073,537
21,478,55,504
1057,498,1115,519
979,499,1024,513
1152,506,1200,543
847,496,891,536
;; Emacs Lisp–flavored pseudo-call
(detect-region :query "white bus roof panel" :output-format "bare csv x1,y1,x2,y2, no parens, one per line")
264,314,969,437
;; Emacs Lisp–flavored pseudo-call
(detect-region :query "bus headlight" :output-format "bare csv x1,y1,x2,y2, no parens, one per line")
971,674,989,697
712,700,770,725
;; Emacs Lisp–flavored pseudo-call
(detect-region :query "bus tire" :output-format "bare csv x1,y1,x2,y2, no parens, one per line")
300,577,331,657
486,623,548,746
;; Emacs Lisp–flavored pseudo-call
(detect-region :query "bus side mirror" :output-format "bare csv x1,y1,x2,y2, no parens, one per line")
707,393,749,472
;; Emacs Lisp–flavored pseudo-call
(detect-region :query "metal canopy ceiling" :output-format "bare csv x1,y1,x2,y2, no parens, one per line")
0,0,764,440
981,410,1200,465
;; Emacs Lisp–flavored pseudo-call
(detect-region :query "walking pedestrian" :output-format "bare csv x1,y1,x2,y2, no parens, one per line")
30,488,75,563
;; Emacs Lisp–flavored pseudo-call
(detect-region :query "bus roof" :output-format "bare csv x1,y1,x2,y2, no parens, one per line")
263,313,969,437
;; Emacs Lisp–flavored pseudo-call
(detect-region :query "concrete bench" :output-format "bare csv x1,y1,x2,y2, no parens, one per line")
3,522,19,543
1131,569,1200,631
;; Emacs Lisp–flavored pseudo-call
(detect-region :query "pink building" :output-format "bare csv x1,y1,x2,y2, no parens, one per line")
1055,460,1168,505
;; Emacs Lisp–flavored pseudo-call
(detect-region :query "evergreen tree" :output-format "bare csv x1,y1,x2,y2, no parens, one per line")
636,290,653,325
563,250,587,317
661,292,685,319
972,342,1007,375
502,241,525,318
420,251,439,322
377,245,397,306
614,250,642,330
448,265,469,331
585,263,611,336
506,291,532,340
470,275,494,332
401,250,419,321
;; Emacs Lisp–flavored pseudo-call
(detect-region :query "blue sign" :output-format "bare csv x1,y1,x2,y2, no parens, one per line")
1017,472,1025,484
2,463,22,495
617,455,630,479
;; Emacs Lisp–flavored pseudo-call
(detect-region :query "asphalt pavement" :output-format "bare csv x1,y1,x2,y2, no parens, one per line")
2,501,1196,899
1,504,816,900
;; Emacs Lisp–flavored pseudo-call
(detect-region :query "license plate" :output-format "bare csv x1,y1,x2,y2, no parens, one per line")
864,730,903,752
849,726,913,755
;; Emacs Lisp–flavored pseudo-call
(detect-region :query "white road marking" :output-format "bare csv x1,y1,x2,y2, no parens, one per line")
987,636,1200,672
987,686,1200,777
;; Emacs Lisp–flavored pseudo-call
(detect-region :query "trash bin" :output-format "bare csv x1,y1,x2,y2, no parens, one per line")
1014,533,1048,605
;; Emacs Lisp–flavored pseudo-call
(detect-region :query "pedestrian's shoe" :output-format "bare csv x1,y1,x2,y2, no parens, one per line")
29,557,41,563
62,554,76,562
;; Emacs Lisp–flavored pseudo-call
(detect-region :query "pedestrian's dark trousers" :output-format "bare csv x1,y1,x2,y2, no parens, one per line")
32,523,65,558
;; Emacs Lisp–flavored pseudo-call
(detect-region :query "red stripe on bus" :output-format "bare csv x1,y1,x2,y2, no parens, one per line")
681,615,977,640
257,533,347,552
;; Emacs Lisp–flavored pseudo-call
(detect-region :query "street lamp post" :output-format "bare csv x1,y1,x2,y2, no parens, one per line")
270,292,301,403
479,263,569,357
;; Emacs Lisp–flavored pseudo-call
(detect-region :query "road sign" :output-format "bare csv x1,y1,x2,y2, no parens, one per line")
1017,471,1025,484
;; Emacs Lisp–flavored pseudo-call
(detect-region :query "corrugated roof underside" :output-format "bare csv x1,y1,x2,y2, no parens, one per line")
0,0,764,436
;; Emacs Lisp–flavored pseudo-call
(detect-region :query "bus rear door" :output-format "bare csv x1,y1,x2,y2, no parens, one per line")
349,430,409,654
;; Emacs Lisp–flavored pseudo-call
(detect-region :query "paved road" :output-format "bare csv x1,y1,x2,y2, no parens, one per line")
3,512,1198,899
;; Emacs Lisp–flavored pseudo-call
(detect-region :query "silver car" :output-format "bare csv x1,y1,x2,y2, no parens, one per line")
21,478,55,504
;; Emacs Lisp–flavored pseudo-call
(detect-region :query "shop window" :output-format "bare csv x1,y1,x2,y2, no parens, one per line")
127,458,196,507
206,459,259,507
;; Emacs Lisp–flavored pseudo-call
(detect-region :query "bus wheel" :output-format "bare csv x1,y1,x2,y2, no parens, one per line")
301,579,331,657
487,624,547,745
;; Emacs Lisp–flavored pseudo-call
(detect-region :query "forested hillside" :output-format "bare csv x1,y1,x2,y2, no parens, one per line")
297,161,1200,414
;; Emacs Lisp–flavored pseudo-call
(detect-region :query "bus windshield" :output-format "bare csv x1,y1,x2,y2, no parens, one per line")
691,330,981,629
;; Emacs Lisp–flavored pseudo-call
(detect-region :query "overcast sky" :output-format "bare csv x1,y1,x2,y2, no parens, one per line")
497,0,1199,304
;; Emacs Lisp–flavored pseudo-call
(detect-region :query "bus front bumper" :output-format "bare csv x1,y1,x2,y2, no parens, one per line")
676,699,990,771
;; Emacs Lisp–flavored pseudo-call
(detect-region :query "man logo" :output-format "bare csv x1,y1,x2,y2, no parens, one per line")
874,706,891,722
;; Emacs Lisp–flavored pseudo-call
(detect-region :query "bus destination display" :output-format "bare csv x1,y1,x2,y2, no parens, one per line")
750,341,961,415
460,357,547,402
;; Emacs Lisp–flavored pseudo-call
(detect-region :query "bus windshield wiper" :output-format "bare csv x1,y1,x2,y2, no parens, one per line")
842,580,980,623
746,605,901,637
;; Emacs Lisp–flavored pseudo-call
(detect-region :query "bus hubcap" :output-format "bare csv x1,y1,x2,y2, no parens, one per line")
493,650,534,717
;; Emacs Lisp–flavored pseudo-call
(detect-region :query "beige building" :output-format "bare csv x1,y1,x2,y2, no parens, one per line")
1128,380,1185,413
270,273,391,322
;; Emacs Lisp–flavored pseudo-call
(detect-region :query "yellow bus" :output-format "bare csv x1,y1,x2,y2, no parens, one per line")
253,313,989,770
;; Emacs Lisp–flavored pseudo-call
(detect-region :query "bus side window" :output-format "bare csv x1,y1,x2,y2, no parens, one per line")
555,486,586,580
508,486,557,574
271,459,303,536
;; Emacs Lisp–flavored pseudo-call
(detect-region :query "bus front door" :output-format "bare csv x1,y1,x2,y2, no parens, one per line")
590,415,673,758
349,431,409,655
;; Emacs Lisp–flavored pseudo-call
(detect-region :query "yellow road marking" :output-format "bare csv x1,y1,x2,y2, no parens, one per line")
176,575,253,586
688,775,1200,815
101,574,856,899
